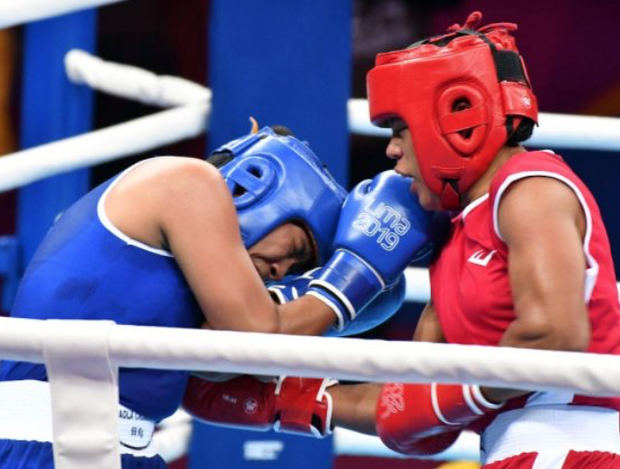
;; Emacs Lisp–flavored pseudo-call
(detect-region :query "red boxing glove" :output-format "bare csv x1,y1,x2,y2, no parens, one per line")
182,374,336,437
183,375,276,430
274,376,337,437
375,382,503,455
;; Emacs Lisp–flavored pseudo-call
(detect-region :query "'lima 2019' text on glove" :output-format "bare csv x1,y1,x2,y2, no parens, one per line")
306,170,431,331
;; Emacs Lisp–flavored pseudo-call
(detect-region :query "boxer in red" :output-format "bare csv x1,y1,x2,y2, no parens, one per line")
328,11,620,468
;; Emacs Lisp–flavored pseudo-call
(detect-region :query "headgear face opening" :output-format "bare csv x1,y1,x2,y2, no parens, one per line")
209,127,347,265
367,11,538,210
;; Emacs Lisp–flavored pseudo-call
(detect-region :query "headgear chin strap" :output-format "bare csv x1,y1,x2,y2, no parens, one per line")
367,11,538,210
208,127,347,265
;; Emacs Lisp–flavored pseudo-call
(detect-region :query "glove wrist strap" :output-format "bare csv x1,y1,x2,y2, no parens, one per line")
308,250,384,330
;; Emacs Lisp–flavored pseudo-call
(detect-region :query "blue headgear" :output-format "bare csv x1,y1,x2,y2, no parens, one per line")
209,127,347,265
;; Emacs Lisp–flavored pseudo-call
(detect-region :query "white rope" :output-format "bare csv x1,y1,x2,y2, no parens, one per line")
348,98,620,152
403,267,431,303
0,103,209,193
403,267,620,304
0,0,127,29
1,316,619,397
528,113,620,152
65,50,211,108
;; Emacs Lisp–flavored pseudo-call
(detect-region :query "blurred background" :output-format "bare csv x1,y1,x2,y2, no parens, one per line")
0,0,619,467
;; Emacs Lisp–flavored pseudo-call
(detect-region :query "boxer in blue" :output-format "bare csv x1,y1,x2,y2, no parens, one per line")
0,125,431,468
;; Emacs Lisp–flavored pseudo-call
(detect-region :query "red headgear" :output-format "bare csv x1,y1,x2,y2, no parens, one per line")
367,11,538,209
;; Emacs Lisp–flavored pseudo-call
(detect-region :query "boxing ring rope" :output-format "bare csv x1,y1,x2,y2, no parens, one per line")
347,98,620,152
0,103,209,193
0,0,127,29
7,317,620,395
65,49,212,107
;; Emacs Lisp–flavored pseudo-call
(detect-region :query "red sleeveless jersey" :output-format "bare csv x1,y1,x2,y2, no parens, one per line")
429,150,620,419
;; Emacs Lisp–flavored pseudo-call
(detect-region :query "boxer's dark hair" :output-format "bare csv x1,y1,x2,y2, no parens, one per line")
270,125,295,137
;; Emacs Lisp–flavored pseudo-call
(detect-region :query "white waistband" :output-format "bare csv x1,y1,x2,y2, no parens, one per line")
0,380,157,457
481,405,620,466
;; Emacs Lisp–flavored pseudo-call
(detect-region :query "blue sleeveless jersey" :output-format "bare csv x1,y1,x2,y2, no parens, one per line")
0,169,204,422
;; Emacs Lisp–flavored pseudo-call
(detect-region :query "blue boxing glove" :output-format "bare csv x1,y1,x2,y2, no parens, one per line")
267,269,407,336
307,170,431,331
267,268,321,305
323,273,405,337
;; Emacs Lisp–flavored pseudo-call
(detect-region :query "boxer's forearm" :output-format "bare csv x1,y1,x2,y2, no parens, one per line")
330,383,382,435
277,295,336,335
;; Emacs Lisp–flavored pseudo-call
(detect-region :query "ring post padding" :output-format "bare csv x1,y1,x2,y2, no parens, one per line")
208,0,351,185
43,319,120,469
18,10,96,270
